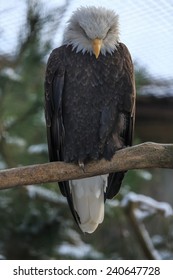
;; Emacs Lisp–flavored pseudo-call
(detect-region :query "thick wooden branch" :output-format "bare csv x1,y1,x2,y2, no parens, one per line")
0,142,173,190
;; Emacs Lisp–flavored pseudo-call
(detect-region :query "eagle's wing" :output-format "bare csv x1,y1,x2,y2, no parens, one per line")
45,44,135,232
106,43,136,199
44,47,80,226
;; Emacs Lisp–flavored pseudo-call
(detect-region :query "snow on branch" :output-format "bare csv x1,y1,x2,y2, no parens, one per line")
121,192,173,219
0,142,173,190
121,192,173,260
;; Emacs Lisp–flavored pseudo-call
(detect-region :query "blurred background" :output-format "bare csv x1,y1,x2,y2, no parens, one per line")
0,0,173,260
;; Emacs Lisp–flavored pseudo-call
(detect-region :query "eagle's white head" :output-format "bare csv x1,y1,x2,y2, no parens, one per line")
63,6,120,58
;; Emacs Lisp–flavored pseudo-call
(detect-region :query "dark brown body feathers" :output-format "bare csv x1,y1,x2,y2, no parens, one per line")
45,43,135,224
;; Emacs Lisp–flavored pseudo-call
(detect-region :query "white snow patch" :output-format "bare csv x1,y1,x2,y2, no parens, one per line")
1,67,21,81
137,170,152,181
26,185,66,204
28,144,48,154
121,192,173,219
58,242,102,259
6,135,26,147
57,228,103,258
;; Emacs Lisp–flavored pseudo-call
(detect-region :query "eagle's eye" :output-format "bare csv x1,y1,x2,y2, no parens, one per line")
79,25,90,39
102,28,110,40
107,27,113,34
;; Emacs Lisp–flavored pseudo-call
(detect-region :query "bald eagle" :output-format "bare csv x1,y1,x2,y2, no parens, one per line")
45,6,136,233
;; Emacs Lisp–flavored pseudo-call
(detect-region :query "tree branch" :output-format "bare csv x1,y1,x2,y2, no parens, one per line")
0,142,173,190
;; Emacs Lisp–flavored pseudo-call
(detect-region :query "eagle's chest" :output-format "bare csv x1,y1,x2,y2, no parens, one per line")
64,51,117,110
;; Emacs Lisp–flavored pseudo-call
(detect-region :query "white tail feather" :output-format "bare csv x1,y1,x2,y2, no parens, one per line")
70,175,108,233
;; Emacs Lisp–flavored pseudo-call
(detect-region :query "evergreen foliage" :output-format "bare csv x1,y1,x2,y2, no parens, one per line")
0,1,172,260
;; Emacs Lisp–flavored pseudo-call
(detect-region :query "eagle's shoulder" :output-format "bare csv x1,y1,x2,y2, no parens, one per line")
44,46,66,128
117,42,134,75
45,46,65,80
45,46,65,100
114,42,135,114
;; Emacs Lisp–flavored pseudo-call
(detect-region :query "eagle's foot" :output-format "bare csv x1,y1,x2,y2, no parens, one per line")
78,160,85,172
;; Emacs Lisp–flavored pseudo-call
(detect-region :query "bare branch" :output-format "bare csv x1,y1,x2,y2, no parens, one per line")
121,192,173,259
0,142,173,190
123,200,161,260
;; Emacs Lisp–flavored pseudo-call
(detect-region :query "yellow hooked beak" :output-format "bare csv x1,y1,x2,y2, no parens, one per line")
92,38,102,59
